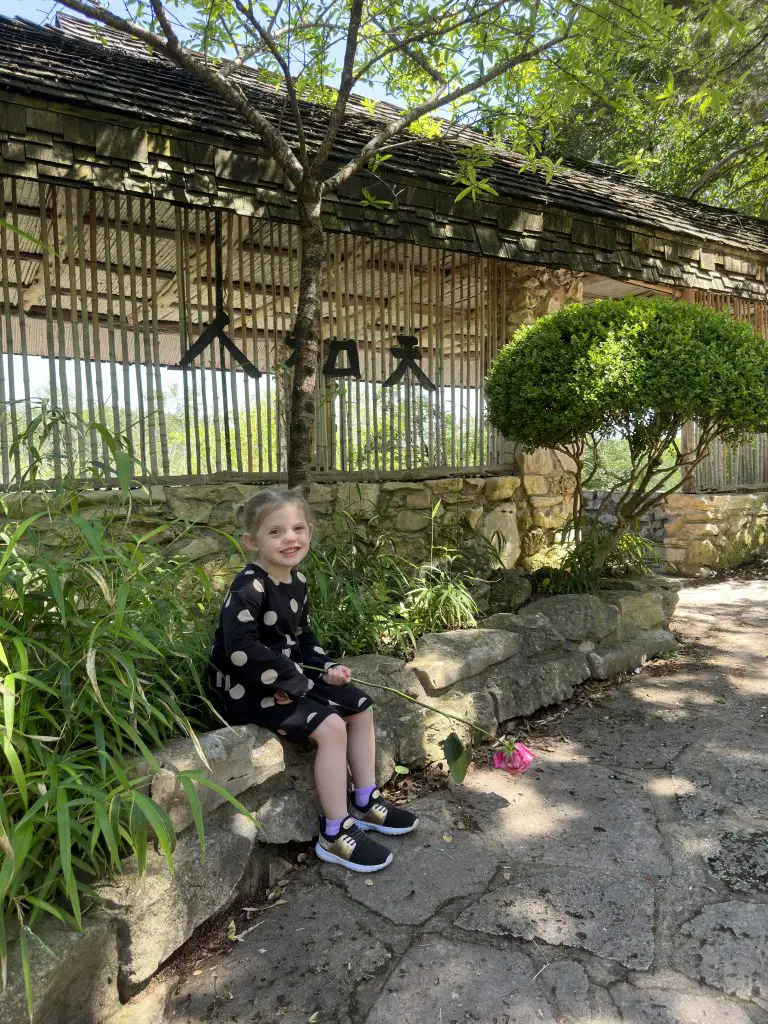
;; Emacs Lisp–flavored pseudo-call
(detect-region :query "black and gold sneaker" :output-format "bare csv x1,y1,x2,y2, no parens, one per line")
315,816,393,872
349,788,419,836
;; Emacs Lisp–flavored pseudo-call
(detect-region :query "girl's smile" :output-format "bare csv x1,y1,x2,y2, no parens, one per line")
244,503,312,580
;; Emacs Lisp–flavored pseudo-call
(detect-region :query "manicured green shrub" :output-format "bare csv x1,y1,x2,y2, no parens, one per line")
486,297,768,575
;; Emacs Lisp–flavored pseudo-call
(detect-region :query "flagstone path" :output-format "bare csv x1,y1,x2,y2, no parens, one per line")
116,578,768,1024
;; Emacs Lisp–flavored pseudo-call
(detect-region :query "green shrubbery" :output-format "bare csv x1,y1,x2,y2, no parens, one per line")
307,510,479,656
487,297,768,579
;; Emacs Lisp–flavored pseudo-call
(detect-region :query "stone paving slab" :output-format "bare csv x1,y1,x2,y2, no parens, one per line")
455,867,656,969
454,758,671,876
611,975,756,1024
676,901,768,1009
321,795,501,925
166,881,397,1024
363,936,561,1024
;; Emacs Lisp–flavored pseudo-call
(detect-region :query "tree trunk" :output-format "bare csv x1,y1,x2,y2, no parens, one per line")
287,184,325,494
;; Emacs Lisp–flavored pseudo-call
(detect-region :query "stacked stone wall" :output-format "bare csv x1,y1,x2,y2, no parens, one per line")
3,469,575,572
663,492,768,575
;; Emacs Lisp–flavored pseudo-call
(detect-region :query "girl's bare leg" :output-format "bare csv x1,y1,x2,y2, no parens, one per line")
311,715,349,820
345,709,377,790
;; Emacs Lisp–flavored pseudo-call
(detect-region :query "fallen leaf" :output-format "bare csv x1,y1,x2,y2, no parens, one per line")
226,919,237,941
455,821,466,830
364,879,374,886
308,1013,321,1023
442,833,453,843
192,969,203,976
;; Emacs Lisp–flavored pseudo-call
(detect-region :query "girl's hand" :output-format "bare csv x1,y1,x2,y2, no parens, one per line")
323,665,351,686
274,689,293,705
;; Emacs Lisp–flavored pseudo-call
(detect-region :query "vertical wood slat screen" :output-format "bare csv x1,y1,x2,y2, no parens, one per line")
682,290,768,493
0,178,508,488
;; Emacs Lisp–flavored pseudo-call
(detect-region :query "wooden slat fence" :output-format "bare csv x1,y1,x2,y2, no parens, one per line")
682,291,768,492
0,178,508,488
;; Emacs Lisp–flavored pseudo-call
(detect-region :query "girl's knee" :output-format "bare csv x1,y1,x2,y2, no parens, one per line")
312,713,347,745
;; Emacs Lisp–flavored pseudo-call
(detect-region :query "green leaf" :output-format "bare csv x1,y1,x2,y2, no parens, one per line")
440,732,472,784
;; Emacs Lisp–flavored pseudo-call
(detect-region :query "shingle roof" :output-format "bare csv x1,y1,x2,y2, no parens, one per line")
1,13,767,258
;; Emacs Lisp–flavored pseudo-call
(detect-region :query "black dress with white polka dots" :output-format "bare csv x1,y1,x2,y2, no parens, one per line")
208,563,373,741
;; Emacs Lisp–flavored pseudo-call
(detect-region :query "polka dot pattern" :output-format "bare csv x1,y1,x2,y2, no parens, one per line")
211,564,375,739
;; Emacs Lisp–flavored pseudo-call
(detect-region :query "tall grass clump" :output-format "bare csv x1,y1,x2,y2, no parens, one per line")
0,407,234,1015
306,503,479,656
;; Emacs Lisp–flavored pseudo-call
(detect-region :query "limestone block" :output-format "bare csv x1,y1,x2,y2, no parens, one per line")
553,449,578,473
421,684,497,762
531,503,568,530
687,538,719,566
524,594,619,642
480,610,566,658
381,481,423,491
308,482,335,507
346,655,429,776
487,570,532,612
100,809,259,996
464,506,483,531
172,535,222,561
335,482,380,518
519,448,554,475
0,914,120,1024
522,473,550,495
480,502,520,568
587,628,677,680
486,651,591,721
528,494,562,508
483,476,521,503
405,489,433,510
409,629,520,692
426,477,463,495
463,477,486,491
598,589,666,639
151,725,284,833
394,509,430,532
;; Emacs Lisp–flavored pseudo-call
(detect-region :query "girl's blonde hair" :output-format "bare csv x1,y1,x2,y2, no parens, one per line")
238,488,312,536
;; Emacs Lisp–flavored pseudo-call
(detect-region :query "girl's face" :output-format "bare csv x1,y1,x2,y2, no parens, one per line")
244,503,312,577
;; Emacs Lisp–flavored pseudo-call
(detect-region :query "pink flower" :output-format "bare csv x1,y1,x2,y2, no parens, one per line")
492,743,536,775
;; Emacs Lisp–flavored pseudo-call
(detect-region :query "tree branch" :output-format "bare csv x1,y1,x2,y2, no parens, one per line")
56,0,305,187
310,0,366,174
685,139,768,198
321,18,576,195
230,0,309,170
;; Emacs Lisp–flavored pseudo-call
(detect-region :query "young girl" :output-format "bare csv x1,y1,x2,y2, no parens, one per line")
208,488,418,873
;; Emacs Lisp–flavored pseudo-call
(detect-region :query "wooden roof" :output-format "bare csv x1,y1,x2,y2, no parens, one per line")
0,15,767,300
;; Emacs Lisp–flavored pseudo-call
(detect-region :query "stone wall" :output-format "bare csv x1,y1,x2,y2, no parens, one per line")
582,489,768,576
5,468,575,573
663,492,768,575
0,578,678,1024
583,490,669,544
